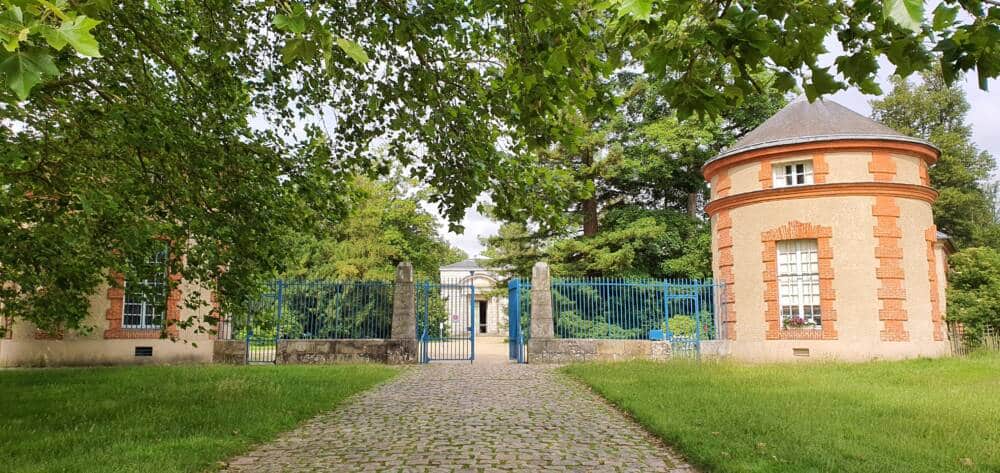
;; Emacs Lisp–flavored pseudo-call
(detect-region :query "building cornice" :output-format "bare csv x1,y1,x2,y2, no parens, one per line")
704,182,938,216
703,139,939,181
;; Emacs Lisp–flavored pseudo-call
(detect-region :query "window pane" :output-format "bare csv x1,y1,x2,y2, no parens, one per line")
777,239,821,328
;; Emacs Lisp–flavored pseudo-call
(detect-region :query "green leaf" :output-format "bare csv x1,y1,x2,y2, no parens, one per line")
618,0,652,21
545,48,569,75
336,38,369,65
885,0,924,33
44,16,103,57
0,48,60,99
932,4,957,31
273,14,305,34
37,0,70,21
148,0,166,14
281,37,316,65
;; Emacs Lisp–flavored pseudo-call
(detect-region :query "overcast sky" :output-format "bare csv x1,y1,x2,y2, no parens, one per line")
434,72,1000,259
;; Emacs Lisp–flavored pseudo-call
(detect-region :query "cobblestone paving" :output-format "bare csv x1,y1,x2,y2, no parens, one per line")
222,363,695,472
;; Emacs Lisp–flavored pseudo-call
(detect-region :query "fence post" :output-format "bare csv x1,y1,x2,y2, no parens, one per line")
391,261,417,362
530,262,554,339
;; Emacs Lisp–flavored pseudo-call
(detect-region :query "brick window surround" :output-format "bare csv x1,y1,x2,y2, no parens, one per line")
716,210,737,340
761,221,838,340
925,226,945,341
105,272,181,339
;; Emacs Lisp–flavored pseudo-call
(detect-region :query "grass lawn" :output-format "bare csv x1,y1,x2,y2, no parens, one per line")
0,364,398,473
564,353,1000,473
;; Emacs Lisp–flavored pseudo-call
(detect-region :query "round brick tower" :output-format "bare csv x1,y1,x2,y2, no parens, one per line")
702,98,952,361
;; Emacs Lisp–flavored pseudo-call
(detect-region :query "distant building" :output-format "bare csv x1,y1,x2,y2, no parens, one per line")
703,98,952,361
439,259,508,337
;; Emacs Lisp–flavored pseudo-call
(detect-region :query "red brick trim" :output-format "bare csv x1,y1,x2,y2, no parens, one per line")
758,160,773,190
868,151,896,182
761,221,837,340
925,226,945,341
919,161,930,186
703,139,939,180
716,210,737,340
813,153,829,184
104,272,181,339
705,182,937,216
715,173,732,198
873,197,909,341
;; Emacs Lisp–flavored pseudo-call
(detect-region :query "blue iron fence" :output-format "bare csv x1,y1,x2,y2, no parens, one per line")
551,278,726,344
417,279,475,362
507,278,531,363
219,279,395,363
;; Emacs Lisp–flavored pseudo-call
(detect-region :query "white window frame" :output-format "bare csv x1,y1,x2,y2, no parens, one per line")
773,160,814,188
122,249,168,329
777,239,822,330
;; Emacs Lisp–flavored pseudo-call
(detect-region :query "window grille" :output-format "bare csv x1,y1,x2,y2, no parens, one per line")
777,239,821,329
122,248,168,329
773,161,814,187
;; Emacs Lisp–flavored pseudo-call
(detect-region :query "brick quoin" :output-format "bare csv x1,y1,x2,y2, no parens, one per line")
872,196,909,341
812,153,829,184
868,151,896,182
760,221,837,340
715,173,732,198
925,226,945,341
758,160,773,189
716,210,737,340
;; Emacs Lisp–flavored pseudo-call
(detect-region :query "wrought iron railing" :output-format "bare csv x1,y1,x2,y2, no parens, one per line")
551,278,726,341
219,280,395,342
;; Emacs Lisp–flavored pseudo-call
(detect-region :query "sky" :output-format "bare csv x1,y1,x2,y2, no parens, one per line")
435,74,1000,259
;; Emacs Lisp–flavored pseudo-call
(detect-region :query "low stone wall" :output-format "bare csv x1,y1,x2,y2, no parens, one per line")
213,340,247,364
528,338,671,363
277,339,417,364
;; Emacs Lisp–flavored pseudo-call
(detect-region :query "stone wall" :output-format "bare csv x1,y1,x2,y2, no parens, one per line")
277,339,417,364
213,340,247,365
527,339,672,364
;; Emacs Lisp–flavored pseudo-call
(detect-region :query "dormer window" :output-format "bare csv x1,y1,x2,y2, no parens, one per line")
773,161,813,188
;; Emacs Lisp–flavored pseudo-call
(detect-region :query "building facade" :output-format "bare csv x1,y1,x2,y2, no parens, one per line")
439,259,508,337
0,253,216,366
703,98,952,361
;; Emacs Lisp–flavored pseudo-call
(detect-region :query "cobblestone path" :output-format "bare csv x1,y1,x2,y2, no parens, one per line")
222,363,695,472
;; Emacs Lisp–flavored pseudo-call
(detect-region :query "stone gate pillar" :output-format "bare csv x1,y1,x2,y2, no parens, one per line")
390,262,418,362
530,262,554,339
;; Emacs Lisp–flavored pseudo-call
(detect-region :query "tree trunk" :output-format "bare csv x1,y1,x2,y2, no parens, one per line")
687,192,698,218
581,148,598,237
582,198,598,236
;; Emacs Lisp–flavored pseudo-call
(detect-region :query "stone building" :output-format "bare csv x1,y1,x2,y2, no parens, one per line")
703,98,953,361
439,259,508,337
0,249,216,366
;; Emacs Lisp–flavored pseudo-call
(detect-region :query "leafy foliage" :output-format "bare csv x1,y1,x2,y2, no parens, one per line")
947,247,1000,336
871,70,999,248
282,177,466,282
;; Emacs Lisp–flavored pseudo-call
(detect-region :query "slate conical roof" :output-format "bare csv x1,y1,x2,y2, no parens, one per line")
707,97,938,166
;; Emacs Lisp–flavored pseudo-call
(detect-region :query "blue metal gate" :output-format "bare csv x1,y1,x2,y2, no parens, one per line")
245,284,281,364
417,281,475,362
507,278,530,363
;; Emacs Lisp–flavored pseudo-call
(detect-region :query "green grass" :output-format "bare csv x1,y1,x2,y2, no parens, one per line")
564,354,1000,473
0,364,398,473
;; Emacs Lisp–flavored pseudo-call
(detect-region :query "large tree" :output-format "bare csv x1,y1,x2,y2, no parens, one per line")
283,176,466,282
2,0,998,334
484,74,785,279
871,70,999,248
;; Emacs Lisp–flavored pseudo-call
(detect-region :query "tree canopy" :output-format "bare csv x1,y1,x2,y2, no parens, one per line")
871,69,999,249
282,176,466,282
1,0,998,333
